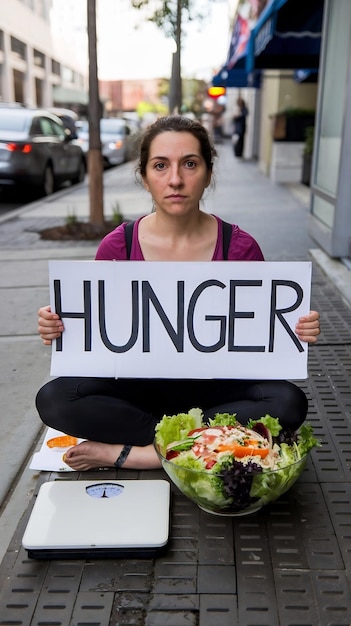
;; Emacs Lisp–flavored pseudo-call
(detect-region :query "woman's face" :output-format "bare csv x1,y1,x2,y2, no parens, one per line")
142,131,212,217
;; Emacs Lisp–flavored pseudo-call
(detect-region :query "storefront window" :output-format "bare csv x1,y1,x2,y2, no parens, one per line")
312,0,351,226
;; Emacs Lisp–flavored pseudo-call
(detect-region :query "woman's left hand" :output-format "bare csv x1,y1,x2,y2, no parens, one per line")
295,310,320,343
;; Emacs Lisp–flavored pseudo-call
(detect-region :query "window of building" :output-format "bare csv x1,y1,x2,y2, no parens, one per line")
33,49,45,68
36,0,46,19
35,78,43,107
18,0,35,9
11,37,26,61
13,69,25,103
51,59,61,76
77,74,84,88
62,66,74,84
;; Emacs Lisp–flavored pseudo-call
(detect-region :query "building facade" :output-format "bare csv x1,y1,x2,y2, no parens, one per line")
0,0,88,112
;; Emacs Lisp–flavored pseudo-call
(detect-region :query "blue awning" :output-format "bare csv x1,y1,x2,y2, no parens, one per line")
246,0,324,74
212,66,261,89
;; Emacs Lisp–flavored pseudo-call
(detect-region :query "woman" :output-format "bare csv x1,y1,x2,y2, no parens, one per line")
36,115,320,472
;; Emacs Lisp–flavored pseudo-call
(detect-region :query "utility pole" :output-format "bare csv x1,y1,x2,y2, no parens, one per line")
87,0,104,226
169,0,182,113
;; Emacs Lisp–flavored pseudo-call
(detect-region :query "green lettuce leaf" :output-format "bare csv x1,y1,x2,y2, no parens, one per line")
208,412,238,427
247,414,282,437
250,447,307,503
155,408,203,455
169,452,231,509
297,423,320,456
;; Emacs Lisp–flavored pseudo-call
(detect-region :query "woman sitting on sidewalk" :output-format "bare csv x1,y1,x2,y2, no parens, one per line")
36,115,320,472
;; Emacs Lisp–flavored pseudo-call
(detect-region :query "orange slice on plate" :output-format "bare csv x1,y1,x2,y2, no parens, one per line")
46,435,78,448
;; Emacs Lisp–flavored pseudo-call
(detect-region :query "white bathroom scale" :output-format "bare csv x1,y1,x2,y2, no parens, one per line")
22,479,170,559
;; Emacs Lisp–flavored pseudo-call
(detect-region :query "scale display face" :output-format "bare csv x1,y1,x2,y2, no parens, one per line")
85,482,124,498
22,479,170,557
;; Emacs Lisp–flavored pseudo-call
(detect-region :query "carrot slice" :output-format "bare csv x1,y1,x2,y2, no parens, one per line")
217,443,269,459
46,435,78,448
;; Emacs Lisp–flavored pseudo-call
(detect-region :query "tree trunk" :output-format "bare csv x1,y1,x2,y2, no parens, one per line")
87,0,104,226
168,0,182,113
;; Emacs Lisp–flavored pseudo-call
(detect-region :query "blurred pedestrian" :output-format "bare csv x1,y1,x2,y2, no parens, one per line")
232,97,248,158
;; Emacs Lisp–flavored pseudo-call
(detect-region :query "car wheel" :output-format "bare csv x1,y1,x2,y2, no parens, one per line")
41,164,55,196
72,158,86,184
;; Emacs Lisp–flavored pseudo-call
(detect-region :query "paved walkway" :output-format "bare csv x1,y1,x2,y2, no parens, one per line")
0,141,351,624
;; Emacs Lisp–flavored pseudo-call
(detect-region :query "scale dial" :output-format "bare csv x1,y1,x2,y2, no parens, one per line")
85,482,124,498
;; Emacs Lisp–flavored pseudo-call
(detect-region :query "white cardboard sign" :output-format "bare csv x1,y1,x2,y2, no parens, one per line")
49,260,312,380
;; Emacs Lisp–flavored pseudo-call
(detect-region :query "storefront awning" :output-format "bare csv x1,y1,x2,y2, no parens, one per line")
211,13,259,89
53,85,89,106
246,0,324,73
212,66,261,89
211,0,323,90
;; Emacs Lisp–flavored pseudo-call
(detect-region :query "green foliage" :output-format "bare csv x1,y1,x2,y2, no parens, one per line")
280,107,315,118
304,126,315,155
131,0,216,113
182,78,208,116
110,201,124,225
65,209,77,225
131,0,207,40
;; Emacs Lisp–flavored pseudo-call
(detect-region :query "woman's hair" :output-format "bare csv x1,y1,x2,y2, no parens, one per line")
137,115,217,178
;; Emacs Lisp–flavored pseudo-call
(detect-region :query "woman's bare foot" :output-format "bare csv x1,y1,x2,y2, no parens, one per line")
63,440,161,471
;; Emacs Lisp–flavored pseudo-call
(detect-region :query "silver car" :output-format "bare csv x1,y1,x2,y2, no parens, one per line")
0,105,86,196
77,117,140,167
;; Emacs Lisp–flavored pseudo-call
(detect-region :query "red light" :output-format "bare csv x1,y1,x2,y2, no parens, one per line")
7,143,32,153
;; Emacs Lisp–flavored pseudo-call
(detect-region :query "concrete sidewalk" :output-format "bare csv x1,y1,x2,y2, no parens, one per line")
0,139,350,571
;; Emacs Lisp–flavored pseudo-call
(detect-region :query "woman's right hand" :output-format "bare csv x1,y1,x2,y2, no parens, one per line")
38,305,64,345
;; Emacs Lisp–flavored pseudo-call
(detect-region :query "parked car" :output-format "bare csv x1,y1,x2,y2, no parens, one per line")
0,106,86,196
76,117,140,167
47,107,80,139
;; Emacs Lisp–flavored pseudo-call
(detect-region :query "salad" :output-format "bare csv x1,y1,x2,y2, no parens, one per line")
155,409,319,514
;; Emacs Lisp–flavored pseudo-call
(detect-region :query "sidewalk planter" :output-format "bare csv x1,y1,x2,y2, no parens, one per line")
271,109,315,142
270,141,305,183
270,112,315,184
302,153,312,186
301,126,314,187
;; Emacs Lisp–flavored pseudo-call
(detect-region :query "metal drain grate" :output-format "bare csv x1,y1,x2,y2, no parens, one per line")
311,267,351,346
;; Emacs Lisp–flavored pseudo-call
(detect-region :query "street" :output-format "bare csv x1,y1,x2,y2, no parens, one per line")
0,162,130,219
0,188,33,215
0,180,76,216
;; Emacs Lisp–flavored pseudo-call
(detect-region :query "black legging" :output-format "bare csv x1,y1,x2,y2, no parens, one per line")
35,377,308,445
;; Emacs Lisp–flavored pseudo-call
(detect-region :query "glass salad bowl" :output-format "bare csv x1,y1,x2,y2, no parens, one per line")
154,409,318,517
